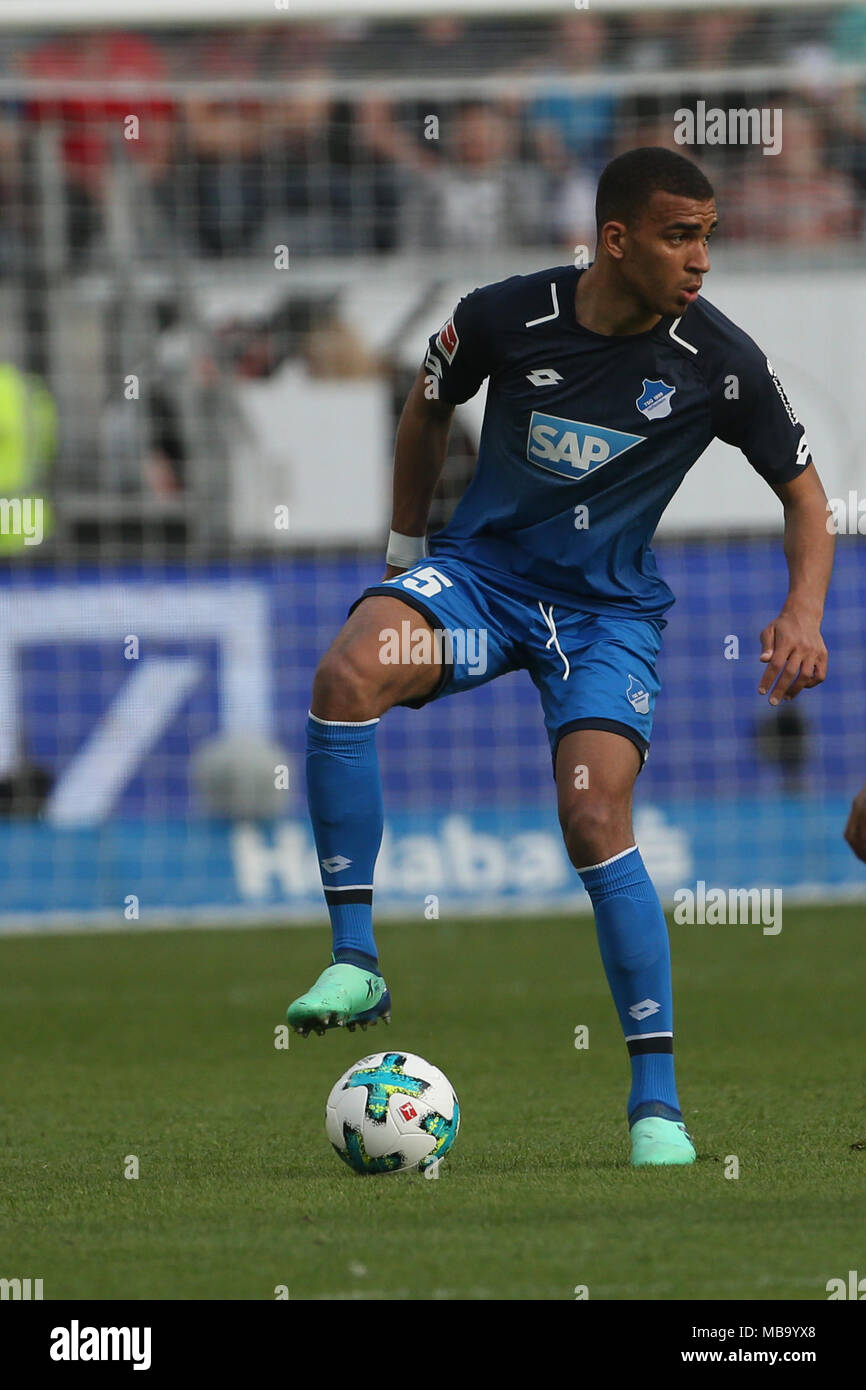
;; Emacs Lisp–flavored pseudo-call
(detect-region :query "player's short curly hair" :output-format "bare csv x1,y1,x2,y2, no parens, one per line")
596,147,714,234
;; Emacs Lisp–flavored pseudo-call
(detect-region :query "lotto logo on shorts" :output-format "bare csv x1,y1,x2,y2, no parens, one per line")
435,316,459,363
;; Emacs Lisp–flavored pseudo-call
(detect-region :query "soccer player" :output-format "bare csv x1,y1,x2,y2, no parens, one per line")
289,147,834,1166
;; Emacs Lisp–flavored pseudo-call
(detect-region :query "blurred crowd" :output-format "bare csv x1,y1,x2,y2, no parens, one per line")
0,5,865,268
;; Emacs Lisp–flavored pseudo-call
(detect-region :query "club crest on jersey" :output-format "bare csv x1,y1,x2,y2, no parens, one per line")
435,315,459,364
636,379,676,420
526,410,645,480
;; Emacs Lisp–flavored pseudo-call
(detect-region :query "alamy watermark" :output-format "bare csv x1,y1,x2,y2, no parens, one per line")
0,497,43,545
673,881,782,935
674,102,782,156
826,1270,866,1299
826,492,866,534
50,1322,151,1370
1,1276,43,1299
379,620,488,676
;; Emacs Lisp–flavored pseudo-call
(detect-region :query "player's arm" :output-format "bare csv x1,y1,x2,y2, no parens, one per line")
714,346,833,705
383,287,497,579
383,367,455,580
758,464,833,703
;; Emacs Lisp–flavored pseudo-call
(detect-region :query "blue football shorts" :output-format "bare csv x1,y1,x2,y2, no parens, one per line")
348,554,665,775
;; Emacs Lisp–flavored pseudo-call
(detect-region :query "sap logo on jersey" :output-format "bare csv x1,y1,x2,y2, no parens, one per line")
527,410,645,480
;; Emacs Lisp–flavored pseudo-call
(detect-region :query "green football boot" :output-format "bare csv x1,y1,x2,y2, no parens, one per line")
287,962,390,1037
630,1116,696,1167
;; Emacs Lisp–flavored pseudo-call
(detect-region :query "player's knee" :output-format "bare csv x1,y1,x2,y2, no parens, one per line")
311,645,386,721
560,797,628,869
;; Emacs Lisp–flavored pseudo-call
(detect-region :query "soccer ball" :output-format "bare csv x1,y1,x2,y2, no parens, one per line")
326,1050,459,1175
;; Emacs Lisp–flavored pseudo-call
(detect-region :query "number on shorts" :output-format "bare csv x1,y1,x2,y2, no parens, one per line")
401,565,454,598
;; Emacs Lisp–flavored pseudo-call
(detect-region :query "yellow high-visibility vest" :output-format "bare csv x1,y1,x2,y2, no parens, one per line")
0,363,56,553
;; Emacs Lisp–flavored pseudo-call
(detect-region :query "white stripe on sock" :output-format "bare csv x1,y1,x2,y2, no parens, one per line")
308,710,379,727
624,1031,673,1042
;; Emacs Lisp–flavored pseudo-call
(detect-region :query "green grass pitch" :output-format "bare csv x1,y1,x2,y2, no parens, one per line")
1,905,864,1301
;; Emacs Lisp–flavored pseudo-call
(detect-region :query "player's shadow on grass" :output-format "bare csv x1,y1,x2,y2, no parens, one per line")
578,1151,721,1173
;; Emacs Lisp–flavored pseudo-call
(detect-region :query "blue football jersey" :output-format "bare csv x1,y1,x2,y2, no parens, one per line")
423,264,812,619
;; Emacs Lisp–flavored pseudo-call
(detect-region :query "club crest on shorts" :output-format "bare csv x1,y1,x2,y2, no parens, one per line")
626,674,650,715
636,378,676,420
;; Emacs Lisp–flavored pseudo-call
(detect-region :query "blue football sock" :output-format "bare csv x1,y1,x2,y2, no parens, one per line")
578,845,682,1126
306,711,382,968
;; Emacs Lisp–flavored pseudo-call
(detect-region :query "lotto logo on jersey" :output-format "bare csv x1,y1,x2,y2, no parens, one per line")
435,315,460,364
527,411,645,480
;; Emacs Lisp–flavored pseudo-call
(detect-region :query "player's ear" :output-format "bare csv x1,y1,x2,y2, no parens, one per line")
599,219,627,260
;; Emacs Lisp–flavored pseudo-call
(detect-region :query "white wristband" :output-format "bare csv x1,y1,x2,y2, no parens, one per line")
386,530,427,568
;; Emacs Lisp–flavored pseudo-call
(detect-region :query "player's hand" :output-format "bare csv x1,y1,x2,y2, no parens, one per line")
381,564,407,581
758,610,827,704
844,784,866,864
